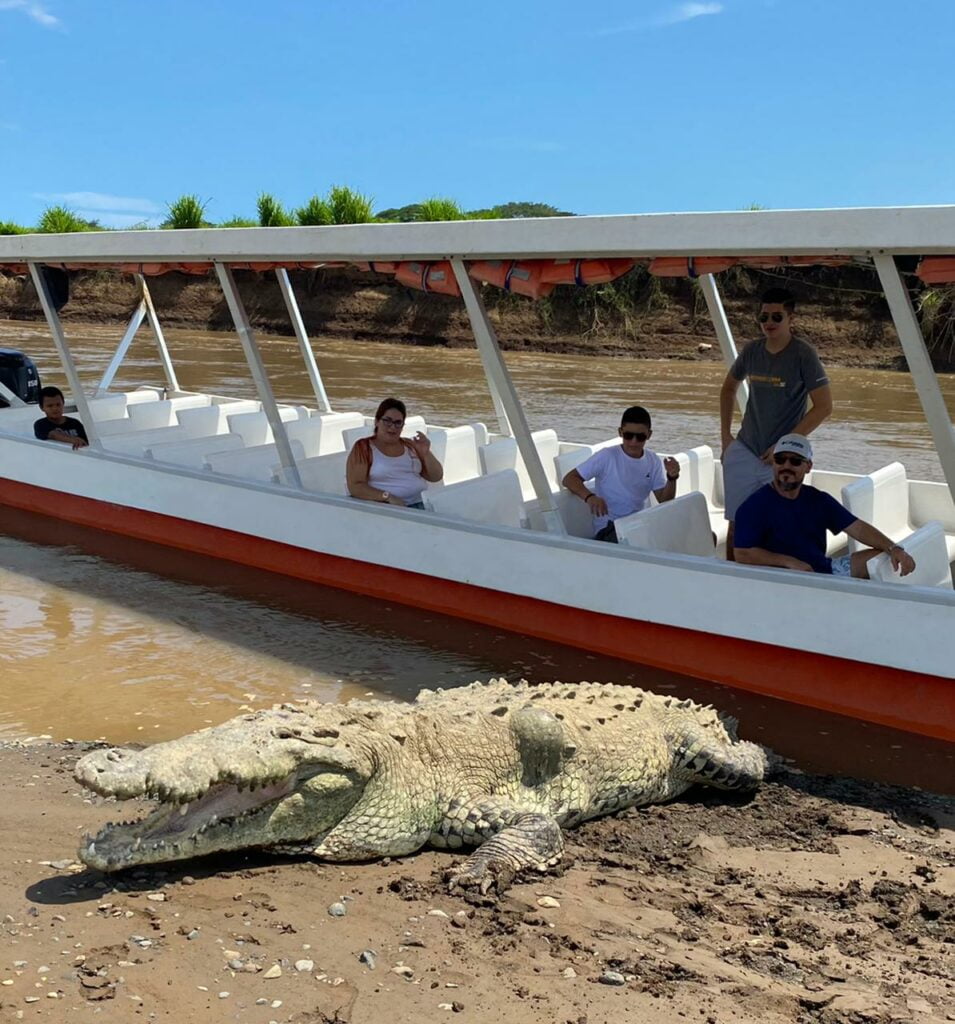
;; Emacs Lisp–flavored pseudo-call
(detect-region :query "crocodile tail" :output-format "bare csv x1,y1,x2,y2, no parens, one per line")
668,723,770,791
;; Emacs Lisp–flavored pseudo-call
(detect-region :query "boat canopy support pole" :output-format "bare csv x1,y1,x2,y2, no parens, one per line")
96,298,147,395
28,261,98,446
874,254,955,505
275,268,331,413
140,275,180,394
0,379,26,407
451,258,565,535
215,263,302,488
698,274,748,413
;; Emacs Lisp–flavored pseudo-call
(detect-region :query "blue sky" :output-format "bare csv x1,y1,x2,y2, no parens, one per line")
1,0,953,227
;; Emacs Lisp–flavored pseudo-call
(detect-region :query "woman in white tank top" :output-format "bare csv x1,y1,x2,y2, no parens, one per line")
346,398,443,508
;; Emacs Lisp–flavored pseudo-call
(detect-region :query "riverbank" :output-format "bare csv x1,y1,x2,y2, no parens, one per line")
0,265,932,371
2,741,952,1024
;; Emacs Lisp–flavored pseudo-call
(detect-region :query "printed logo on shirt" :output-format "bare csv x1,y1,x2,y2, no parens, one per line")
749,373,787,388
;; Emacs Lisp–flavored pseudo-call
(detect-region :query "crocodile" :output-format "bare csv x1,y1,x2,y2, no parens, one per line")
74,678,770,892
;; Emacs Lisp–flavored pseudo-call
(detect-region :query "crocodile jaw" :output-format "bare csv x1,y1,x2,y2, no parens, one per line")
79,769,361,871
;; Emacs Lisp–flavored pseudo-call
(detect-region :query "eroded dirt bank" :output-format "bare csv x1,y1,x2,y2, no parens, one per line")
1,742,952,1024
0,265,929,371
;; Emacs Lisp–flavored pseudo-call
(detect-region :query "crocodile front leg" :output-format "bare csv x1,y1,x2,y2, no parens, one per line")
435,799,565,894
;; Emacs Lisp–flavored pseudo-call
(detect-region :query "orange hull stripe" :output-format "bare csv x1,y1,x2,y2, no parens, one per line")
1,477,951,743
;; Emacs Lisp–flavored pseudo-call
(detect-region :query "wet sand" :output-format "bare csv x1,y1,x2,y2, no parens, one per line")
1,741,952,1024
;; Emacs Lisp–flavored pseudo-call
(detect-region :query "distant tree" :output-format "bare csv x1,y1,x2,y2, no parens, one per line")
296,196,332,226
374,203,423,222
326,185,374,224
257,193,295,227
163,195,211,229
489,201,574,218
0,220,28,235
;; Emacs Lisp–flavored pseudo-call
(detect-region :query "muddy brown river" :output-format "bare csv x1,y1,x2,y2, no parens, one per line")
1,319,952,792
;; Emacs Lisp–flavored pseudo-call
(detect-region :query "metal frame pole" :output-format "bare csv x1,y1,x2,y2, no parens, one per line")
874,254,955,505
275,268,331,412
214,263,302,488
96,298,147,395
698,273,748,413
28,262,98,446
450,258,564,534
139,275,180,394
0,380,26,407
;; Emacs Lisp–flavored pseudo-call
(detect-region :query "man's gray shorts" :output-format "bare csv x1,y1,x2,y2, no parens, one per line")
723,440,774,520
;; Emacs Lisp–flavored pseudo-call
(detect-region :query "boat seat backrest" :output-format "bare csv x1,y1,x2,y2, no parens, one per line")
427,425,482,485
615,492,717,558
0,405,44,436
204,439,306,481
908,479,955,537
469,422,490,447
684,445,718,507
128,395,212,430
864,521,953,589
309,411,366,455
342,424,372,453
524,486,596,538
123,389,162,406
289,451,350,495
841,462,912,553
555,444,593,484
478,431,560,499
87,394,128,422
283,418,327,459
423,469,525,529
177,399,260,438
144,433,245,469
226,407,301,448
99,425,192,456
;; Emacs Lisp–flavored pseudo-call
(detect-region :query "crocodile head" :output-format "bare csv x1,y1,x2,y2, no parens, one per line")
74,703,373,871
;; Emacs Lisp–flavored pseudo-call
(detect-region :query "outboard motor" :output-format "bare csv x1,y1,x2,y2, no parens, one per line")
0,349,42,404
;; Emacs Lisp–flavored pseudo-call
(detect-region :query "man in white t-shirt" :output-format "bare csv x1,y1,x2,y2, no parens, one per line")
561,405,681,542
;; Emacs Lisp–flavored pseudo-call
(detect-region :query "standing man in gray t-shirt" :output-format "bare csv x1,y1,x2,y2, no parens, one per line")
719,287,833,560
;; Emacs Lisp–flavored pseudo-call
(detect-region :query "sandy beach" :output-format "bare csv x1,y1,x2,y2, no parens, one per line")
1,740,951,1024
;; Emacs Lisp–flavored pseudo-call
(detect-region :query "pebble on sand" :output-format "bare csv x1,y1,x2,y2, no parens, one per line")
327,902,347,917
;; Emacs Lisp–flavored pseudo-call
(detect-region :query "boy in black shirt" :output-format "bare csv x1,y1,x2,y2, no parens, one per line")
34,386,89,449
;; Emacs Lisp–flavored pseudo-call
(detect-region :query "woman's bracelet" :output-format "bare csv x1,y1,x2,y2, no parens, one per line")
583,493,595,504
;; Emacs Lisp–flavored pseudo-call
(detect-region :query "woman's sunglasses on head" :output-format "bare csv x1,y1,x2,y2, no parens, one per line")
758,312,785,324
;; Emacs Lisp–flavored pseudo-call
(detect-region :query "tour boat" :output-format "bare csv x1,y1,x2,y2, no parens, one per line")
0,206,953,743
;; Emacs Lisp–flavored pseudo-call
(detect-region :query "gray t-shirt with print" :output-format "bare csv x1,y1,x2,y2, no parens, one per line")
732,336,829,457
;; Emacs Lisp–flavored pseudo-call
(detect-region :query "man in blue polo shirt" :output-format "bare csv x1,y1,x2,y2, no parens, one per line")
734,434,916,578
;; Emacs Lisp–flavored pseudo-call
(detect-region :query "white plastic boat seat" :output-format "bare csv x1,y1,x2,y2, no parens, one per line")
144,433,245,469
469,422,490,447
91,417,139,436
908,480,955,562
713,459,725,506
287,451,350,495
283,418,326,459
524,487,595,538
303,411,366,455
87,394,128,421
99,425,193,456
841,462,914,555
204,439,306,481
478,430,560,499
423,469,525,529
806,469,860,556
427,425,483,485
128,394,212,430
616,492,717,558
555,445,594,483
177,399,260,438
863,522,953,589
123,388,162,406
277,404,311,421
226,407,303,448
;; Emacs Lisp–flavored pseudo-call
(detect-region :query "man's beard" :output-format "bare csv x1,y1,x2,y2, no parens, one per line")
776,476,800,492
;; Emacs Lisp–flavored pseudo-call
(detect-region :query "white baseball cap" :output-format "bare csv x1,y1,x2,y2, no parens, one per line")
773,433,813,461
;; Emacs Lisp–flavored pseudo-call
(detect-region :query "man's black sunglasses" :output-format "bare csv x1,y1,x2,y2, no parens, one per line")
773,453,806,467
621,431,649,442
758,312,785,324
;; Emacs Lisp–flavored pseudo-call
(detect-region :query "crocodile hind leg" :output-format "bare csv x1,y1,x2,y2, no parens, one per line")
437,800,565,895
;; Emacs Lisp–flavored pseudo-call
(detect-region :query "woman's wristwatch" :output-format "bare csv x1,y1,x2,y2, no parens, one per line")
380,491,390,502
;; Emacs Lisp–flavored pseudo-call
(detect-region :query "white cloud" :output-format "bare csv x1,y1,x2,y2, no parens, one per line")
594,1,723,35
33,191,164,227
0,1,61,29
